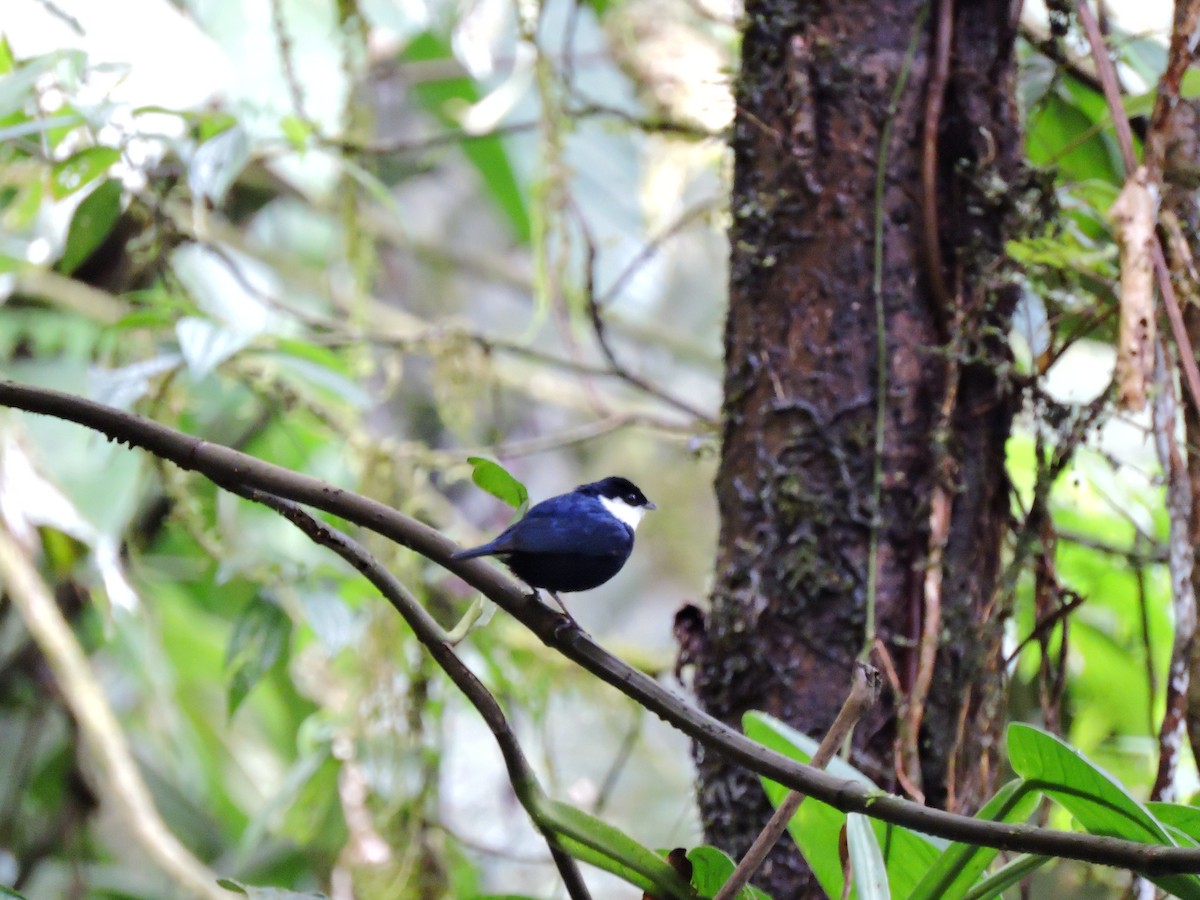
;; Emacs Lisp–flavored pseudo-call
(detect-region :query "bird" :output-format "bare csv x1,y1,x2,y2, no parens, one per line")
452,476,656,620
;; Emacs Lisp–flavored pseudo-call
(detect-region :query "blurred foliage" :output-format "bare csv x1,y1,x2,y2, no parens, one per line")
0,0,1191,898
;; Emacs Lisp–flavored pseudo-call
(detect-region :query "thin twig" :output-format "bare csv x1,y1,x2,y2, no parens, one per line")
591,709,642,818
576,207,714,422
713,664,882,900
239,489,593,899
269,0,315,133
1004,591,1088,665
9,382,1200,873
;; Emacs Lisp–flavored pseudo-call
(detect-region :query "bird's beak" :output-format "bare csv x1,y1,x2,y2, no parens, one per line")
646,501,658,511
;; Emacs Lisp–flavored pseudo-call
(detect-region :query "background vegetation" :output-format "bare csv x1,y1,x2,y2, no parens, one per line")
1,0,1197,897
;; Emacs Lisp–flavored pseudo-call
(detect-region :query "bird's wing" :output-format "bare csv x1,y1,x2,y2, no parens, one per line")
498,494,633,556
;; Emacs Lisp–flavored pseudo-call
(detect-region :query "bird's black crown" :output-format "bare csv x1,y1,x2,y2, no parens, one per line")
576,476,652,508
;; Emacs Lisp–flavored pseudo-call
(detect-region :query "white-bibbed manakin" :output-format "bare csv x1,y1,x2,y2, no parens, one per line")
452,476,656,619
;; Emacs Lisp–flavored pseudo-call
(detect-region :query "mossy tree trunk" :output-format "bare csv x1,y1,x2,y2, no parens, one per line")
684,3,1023,894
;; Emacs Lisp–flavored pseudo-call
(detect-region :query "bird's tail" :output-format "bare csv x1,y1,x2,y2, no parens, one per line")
451,545,494,560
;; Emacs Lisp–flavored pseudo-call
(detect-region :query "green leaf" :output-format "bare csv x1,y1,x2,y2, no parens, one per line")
0,35,14,75
846,814,889,900
194,109,238,143
1148,802,1200,845
57,178,122,274
51,146,121,199
1007,724,1200,899
909,779,1040,900
582,0,616,14
225,596,292,717
1025,82,1122,187
0,885,31,899
0,51,79,121
539,799,696,898
281,114,314,150
401,32,532,244
961,854,1049,900
189,124,250,205
685,846,772,899
466,457,528,509
743,712,940,899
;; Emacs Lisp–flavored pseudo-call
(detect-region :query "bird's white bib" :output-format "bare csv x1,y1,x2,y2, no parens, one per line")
600,495,647,531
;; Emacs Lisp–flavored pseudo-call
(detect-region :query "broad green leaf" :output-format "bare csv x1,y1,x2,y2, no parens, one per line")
744,711,864,898
1026,84,1121,188
401,32,531,244
58,178,123,274
539,799,696,898
743,711,940,900
1148,802,1200,845
685,845,771,899
846,814,889,900
909,779,1041,900
51,146,120,199
466,457,528,509
1007,724,1200,899
225,596,292,717
1007,723,1165,841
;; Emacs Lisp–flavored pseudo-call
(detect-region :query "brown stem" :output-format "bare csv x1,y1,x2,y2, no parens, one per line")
713,664,882,900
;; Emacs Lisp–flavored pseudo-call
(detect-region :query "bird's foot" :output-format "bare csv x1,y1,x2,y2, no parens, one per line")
546,591,586,636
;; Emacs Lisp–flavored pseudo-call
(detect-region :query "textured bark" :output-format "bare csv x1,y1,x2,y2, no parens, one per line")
687,2,1023,895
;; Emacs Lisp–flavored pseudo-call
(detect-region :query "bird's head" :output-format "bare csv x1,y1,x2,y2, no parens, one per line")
578,476,657,531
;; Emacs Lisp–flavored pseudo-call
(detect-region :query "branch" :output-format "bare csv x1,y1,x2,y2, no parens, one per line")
713,664,881,900
1150,340,1197,801
0,520,234,900
238,489,592,899
6,380,1200,874
1074,0,1200,418
576,205,716,424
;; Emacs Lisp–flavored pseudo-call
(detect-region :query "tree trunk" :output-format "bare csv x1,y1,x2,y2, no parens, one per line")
685,3,1023,894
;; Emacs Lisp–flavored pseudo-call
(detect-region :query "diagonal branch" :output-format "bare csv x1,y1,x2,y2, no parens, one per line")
235,488,592,899
7,380,1200,874
713,664,881,900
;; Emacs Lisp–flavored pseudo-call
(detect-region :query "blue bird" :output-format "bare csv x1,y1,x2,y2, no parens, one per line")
453,476,656,618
